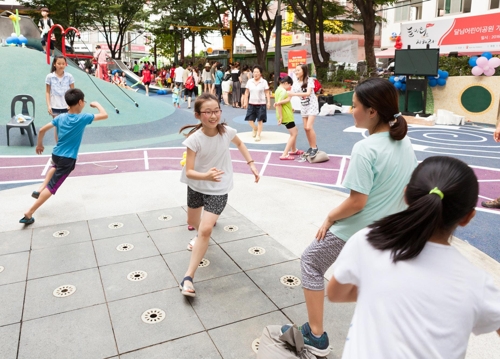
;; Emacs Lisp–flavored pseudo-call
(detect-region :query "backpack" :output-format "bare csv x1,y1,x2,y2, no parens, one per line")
185,74,195,90
313,78,322,94
223,73,231,81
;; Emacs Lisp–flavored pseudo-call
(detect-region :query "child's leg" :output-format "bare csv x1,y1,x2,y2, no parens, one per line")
282,127,298,156
37,166,56,193
187,95,192,108
257,120,264,137
186,206,202,231
24,188,52,219
303,115,317,148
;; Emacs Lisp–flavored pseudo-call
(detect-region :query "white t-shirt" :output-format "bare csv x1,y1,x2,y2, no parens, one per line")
246,78,269,105
180,126,237,195
174,66,184,83
333,228,500,359
45,72,75,109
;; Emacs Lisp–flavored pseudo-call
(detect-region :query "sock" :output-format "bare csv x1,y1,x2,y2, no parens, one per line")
311,331,322,339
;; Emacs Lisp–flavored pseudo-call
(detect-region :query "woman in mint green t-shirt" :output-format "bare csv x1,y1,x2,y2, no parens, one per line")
284,78,417,357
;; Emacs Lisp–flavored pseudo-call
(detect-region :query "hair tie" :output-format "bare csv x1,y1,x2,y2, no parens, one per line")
393,112,402,119
429,187,444,200
389,120,396,127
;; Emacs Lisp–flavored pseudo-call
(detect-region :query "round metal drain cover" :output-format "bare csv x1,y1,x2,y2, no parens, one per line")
53,285,76,298
280,275,301,287
198,258,210,267
127,270,147,282
52,230,70,238
141,308,166,324
108,222,124,229
223,225,238,232
116,243,134,251
0,266,4,273
252,338,260,353
157,214,172,221
248,246,266,255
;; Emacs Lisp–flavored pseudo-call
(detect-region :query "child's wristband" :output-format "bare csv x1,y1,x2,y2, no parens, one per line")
247,160,254,165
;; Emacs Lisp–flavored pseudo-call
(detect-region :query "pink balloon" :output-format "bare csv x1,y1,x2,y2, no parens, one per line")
476,56,488,68
471,66,484,76
484,67,495,76
488,57,500,68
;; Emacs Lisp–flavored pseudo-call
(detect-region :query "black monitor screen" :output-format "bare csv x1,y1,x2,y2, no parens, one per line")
394,49,440,76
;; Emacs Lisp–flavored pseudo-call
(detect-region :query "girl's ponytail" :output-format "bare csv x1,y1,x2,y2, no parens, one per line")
389,113,408,141
179,123,203,137
367,156,478,262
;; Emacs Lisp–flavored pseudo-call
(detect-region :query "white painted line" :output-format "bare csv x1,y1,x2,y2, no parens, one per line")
478,180,500,183
144,150,149,170
258,152,273,177
0,164,46,169
41,157,52,176
412,144,429,151
336,156,347,186
475,207,500,215
478,195,493,201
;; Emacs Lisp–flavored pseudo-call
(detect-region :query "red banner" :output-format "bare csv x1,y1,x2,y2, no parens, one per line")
287,50,307,75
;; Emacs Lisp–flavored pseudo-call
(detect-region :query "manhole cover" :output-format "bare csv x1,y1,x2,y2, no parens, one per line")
116,243,134,251
280,275,301,287
141,308,166,324
252,338,260,353
158,214,172,221
198,258,210,267
223,225,238,232
0,266,4,273
53,285,77,298
52,230,70,238
127,270,148,282
108,222,124,229
248,246,266,255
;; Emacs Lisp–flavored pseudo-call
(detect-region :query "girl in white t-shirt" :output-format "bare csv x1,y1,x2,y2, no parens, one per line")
46,55,75,120
178,93,260,297
328,156,500,359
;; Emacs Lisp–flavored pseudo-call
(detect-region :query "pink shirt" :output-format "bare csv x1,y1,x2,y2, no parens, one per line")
94,49,108,64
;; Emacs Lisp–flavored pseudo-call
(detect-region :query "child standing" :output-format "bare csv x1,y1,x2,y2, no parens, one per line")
178,93,260,297
172,83,181,108
284,78,417,356
326,156,500,358
141,66,152,96
38,7,54,55
243,65,271,142
273,76,304,160
20,89,108,224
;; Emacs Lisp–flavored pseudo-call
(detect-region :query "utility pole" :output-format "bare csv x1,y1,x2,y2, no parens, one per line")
274,0,282,92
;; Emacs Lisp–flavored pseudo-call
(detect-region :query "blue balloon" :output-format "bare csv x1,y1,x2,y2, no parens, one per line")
6,36,15,44
19,37,28,45
428,78,438,87
394,81,402,89
440,71,449,79
389,76,395,83
112,69,120,75
401,84,406,91
468,56,478,67
482,52,493,60
437,78,446,86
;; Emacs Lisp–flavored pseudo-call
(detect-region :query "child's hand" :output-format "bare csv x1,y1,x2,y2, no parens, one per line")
250,163,260,183
206,167,224,182
36,145,44,155
277,118,282,125
316,218,336,241
89,102,99,108
47,108,53,116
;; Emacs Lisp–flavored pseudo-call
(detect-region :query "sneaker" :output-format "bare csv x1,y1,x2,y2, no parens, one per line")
255,135,261,142
304,148,313,157
280,322,330,356
31,191,40,199
252,129,257,138
481,197,500,209
19,216,35,225
309,148,319,158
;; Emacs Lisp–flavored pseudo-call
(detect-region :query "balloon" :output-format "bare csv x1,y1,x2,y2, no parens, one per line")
428,78,437,87
394,76,400,82
484,67,495,76
394,81,402,89
389,76,395,83
401,84,406,91
440,71,449,79
437,78,446,86
11,32,16,37
488,57,500,68
476,56,488,68
471,66,484,76
395,43,402,49
468,57,478,67
481,52,493,60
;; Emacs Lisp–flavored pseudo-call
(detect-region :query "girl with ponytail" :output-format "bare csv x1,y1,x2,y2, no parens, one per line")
328,156,500,358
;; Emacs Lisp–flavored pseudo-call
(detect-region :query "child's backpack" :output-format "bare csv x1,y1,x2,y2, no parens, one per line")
185,74,195,90
313,78,322,94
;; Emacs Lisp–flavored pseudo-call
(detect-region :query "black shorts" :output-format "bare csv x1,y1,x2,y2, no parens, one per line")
184,88,195,97
52,108,68,116
284,121,296,129
175,82,183,87
47,154,76,195
143,81,151,86
41,34,55,49
187,187,228,215
244,104,267,123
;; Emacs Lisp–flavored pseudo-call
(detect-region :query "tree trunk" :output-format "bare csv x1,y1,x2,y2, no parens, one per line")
363,19,376,76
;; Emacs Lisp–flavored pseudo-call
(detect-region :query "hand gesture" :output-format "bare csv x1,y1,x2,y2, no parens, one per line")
249,163,260,183
36,145,44,155
89,101,99,108
206,167,224,182
315,218,335,241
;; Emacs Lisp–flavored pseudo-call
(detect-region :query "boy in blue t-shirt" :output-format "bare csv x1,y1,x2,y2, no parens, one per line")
20,88,108,225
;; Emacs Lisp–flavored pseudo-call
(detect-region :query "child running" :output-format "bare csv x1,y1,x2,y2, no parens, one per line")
141,65,152,96
273,76,304,160
326,156,500,358
178,93,260,297
20,89,108,224
282,78,417,356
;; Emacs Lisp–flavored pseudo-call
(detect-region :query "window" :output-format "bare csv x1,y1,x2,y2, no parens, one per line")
98,32,118,42
436,0,471,15
77,32,89,42
491,0,500,9
394,0,422,22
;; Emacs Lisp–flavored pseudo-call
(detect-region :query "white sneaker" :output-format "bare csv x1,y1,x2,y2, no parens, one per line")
252,129,257,138
255,135,261,142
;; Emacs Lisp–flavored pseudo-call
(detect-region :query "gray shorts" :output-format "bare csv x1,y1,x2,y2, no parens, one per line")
301,231,346,291
187,187,228,215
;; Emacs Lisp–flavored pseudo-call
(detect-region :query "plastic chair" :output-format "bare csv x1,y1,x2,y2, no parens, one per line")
6,94,37,146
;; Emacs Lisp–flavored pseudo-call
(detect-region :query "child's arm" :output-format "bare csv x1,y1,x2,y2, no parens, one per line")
89,102,108,121
316,190,368,240
274,96,291,106
276,105,283,125
45,84,52,116
231,135,260,183
36,122,55,155
327,276,358,302
184,148,225,181
265,89,271,110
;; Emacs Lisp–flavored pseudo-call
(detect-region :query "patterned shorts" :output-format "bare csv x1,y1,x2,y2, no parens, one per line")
187,187,228,215
300,231,346,291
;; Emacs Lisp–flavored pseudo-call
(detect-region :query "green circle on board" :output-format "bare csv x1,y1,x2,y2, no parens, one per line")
460,86,492,113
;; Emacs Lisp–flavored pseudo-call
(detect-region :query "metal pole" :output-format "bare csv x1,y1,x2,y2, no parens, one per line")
274,0,282,92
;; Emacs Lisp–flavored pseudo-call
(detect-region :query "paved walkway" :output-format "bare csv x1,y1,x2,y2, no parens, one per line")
1,171,499,358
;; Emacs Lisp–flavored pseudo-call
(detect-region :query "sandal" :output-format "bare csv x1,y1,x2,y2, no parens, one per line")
288,149,304,156
19,216,35,225
280,155,295,160
187,237,197,251
179,276,196,297
188,225,195,231
481,197,500,209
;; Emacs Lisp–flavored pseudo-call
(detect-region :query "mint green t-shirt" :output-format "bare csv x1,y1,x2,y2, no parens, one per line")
331,132,417,241
274,86,294,125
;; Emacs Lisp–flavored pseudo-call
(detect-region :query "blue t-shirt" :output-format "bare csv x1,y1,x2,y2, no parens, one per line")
52,113,94,159
214,70,224,85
